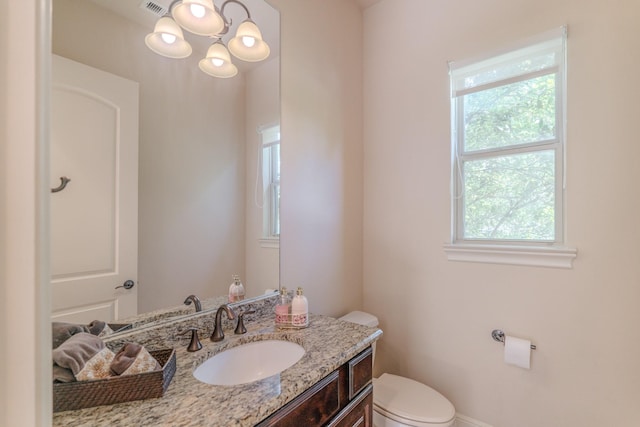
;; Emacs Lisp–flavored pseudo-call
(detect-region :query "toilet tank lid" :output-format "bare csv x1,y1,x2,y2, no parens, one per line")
373,374,455,425
339,311,379,327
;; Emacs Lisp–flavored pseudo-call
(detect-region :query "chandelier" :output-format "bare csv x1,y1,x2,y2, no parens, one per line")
144,0,271,78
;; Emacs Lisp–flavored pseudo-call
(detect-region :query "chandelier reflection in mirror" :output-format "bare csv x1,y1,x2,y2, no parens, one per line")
144,0,271,78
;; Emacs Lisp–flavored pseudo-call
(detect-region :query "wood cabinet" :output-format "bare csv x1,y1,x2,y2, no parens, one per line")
256,346,373,427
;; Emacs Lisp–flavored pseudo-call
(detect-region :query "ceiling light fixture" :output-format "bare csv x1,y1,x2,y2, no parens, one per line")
144,0,271,78
199,38,238,78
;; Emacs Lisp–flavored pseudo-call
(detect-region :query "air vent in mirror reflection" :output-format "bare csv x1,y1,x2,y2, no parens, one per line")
140,0,168,17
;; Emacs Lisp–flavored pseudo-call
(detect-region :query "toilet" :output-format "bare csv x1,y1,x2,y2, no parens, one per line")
339,311,456,427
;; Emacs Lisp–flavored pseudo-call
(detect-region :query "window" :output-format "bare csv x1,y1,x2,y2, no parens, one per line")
446,27,576,267
260,125,280,243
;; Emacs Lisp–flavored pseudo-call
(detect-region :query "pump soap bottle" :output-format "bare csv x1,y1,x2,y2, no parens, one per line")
275,287,291,327
291,287,309,327
228,275,245,303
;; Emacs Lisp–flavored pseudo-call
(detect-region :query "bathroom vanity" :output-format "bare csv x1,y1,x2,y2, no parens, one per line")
52,307,381,427
257,347,373,426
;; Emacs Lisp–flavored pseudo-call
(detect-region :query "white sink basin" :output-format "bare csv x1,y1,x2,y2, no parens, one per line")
193,340,305,386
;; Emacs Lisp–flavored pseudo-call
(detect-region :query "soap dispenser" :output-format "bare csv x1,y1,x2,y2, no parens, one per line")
275,287,291,327
291,287,309,327
236,276,245,300
228,275,246,303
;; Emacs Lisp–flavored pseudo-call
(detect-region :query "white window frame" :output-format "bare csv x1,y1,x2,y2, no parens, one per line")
444,27,576,268
258,124,280,248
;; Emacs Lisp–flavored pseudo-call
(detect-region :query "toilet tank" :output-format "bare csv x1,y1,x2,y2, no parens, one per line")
339,311,379,327
339,311,379,366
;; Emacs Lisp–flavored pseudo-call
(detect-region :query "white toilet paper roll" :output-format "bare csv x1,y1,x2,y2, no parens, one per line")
504,335,531,369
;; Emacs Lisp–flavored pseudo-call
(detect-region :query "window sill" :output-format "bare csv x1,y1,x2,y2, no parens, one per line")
259,238,280,249
443,243,577,268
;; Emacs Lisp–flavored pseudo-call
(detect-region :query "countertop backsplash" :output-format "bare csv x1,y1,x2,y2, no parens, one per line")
103,293,281,351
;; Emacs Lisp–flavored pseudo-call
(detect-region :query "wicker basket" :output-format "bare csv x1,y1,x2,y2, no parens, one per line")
53,348,176,413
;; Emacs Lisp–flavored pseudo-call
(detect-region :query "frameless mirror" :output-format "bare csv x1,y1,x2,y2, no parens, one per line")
50,0,280,333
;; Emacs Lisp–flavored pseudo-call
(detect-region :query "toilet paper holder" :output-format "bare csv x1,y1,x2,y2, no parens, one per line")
492,329,536,350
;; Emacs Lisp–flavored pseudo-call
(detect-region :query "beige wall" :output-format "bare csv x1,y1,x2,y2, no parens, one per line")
272,0,364,317
52,0,246,312
1,1,51,425
245,57,281,294
363,1,640,426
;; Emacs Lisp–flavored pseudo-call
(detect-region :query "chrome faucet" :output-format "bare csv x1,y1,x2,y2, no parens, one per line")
211,304,235,342
183,294,202,312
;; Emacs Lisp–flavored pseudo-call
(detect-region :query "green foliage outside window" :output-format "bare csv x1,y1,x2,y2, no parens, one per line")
464,75,556,151
459,73,558,241
463,151,555,240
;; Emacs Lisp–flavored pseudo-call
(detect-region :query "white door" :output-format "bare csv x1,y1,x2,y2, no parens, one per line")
50,54,139,323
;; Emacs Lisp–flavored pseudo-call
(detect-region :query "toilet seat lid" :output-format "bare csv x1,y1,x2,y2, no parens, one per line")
373,374,455,425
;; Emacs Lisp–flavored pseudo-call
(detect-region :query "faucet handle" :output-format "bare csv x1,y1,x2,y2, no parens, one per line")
234,310,256,335
179,327,203,352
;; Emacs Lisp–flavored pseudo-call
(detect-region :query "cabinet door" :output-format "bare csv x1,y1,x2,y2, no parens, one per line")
255,347,374,427
256,371,340,427
348,347,373,400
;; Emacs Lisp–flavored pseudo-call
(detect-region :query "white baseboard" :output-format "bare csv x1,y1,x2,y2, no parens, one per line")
455,413,493,427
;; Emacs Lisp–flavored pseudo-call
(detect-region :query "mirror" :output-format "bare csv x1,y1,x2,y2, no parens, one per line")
51,0,280,332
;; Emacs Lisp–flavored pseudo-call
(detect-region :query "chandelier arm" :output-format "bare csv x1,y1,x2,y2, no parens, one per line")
167,0,181,15
220,0,252,24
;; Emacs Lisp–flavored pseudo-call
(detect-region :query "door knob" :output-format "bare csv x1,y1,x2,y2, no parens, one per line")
115,280,135,290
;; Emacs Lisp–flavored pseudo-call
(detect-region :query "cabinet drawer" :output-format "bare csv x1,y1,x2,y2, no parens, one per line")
348,347,372,400
256,371,340,427
327,384,373,427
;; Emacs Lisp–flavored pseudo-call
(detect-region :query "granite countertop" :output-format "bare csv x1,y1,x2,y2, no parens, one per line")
53,314,382,427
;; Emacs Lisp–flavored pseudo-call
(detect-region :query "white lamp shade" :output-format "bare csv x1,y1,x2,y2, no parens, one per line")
172,0,225,36
199,41,238,78
145,17,192,59
228,20,270,62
